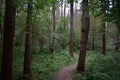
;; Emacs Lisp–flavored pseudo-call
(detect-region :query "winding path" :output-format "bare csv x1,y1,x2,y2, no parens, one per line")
53,63,77,80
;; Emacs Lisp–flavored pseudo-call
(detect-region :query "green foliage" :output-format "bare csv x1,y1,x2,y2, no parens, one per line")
55,31,69,50
12,48,77,80
32,50,76,80
13,48,25,80
73,51,120,80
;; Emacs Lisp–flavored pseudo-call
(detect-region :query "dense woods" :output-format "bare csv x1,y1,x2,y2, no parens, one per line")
0,0,120,80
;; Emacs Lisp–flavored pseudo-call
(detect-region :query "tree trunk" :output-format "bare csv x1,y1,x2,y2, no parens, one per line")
92,30,95,50
74,2,77,28
0,9,1,28
1,0,15,79
51,2,56,53
115,32,119,51
61,0,63,17
32,9,38,54
102,23,106,54
69,0,74,57
39,37,44,52
115,26,120,51
63,0,66,30
92,17,95,50
0,0,2,54
49,12,52,52
77,0,90,73
23,0,33,80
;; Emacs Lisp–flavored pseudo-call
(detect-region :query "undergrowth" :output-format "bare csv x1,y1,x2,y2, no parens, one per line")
13,48,77,80
73,51,120,80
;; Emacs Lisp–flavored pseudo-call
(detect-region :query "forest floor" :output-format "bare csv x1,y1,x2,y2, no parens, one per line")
53,53,78,80
53,63,77,80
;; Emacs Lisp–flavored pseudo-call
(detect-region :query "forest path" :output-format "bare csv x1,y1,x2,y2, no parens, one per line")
53,54,78,80
53,63,77,80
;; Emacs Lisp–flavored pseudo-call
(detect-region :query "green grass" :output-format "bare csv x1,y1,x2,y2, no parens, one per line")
73,51,120,80
13,48,77,80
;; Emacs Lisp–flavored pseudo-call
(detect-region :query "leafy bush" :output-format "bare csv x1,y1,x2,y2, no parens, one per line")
73,51,120,80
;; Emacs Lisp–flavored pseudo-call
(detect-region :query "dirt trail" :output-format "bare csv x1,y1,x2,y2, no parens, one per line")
53,63,77,80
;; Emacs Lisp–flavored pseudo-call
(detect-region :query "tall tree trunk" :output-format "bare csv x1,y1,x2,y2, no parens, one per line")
61,0,63,17
92,30,95,50
49,13,52,52
74,2,77,28
23,0,33,79
63,0,66,30
115,25,120,51
101,0,108,55
92,17,95,50
0,0,2,54
115,32,119,51
69,0,74,57
51,1,56,53
77,0,90,73
39,37,44,52
32,9,38,54
1,0,15,79
0,1,1,27
102,23,106,54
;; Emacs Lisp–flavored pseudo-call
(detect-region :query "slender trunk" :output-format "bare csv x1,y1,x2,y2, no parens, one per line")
92,30,95,50
60,0,63,32
102,23,106,54
49,13,52,52
0,0,2,54
115,25,119,51
63,0,66,30
92,17,95,50
51,2,56,53
61,0,63,17
69,0,74,57
0,0,2,30
77,0,90,73
74,2,77,28
101,0,107,55
39,37,44,52
23,0,33,80
32,9,38,54
115,32,119,51
1,0,15,79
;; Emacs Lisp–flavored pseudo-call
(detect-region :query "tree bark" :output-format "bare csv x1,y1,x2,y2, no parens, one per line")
69,0,74,57
115,33,119,51
63,0,66,30
23,0,33,80
74,2,77,28
92,17,95,50
77,0,90,73
101,0,107,55
39,37,44,52
115,26,120,51
0,0,2,30
61,0,63,17
102,23,106,54
1,0,15,79
0,0,2,54
51,1,56,53
92,30,95,50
